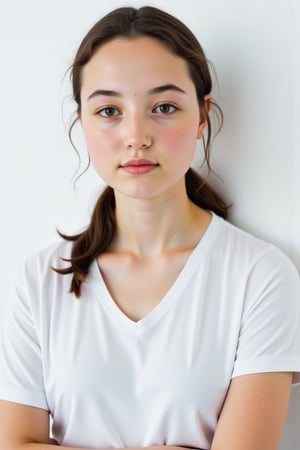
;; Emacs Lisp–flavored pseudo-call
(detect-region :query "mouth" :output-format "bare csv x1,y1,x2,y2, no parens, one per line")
121,159,158,167
120,159,159,174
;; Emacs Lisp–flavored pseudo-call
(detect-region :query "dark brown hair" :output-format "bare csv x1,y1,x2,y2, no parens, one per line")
55,6,229,297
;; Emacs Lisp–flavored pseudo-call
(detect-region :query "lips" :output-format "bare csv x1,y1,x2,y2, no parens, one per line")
121,159,157,167
120,159,159,174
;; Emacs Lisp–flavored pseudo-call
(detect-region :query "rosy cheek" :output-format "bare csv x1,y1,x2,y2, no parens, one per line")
160,126,194,151
84,129,114,155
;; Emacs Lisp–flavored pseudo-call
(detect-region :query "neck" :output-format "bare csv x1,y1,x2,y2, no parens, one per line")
111,182,211,258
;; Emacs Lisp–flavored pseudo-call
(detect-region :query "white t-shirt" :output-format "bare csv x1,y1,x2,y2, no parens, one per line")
1,213,300,449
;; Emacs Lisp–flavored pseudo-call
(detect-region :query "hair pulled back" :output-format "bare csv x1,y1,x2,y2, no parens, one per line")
55,6,229,298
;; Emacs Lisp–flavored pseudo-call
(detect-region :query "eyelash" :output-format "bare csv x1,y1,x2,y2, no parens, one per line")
97,103,178,118
153,103,178,114
98,107,120,118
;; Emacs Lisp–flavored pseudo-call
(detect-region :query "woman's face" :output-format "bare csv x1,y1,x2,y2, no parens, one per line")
79,36,207,201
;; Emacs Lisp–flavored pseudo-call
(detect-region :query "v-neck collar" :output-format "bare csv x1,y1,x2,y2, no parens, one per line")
89,212,223,336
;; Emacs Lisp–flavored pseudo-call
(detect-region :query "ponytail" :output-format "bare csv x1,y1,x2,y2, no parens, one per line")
185,168,229,219
53,186,116,298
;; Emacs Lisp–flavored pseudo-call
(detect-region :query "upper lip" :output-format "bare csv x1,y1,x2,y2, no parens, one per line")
121,159,158,167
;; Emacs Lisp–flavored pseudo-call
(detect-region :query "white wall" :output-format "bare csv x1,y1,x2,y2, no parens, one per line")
0,0,299,448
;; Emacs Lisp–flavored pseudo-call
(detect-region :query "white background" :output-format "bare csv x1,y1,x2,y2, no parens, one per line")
0,0,299,448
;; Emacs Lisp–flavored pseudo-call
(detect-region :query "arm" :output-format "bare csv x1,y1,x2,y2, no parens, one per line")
0,400,59,450
0,400,204,450
211,372,292,450
0,372,292,450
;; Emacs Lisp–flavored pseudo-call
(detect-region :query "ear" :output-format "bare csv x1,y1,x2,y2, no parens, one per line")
197,95,211,139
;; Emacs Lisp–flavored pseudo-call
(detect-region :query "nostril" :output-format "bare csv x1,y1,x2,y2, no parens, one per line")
126,138,152,150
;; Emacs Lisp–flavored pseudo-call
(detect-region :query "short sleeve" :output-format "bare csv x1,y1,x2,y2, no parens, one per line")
232,247,300,385
0,264,48,409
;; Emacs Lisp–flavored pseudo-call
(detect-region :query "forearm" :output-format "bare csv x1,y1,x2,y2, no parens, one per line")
20,444,205,450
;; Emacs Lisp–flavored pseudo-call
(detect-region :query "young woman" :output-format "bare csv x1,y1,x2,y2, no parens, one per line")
0,6,299,450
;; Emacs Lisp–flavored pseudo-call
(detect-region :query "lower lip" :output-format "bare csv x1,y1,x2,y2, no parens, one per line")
121,165,158,175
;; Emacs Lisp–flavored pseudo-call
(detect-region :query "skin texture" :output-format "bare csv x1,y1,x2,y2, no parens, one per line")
0,36,293,450
79,36,207,202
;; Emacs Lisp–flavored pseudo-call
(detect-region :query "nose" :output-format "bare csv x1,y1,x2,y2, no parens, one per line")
123,114,152,150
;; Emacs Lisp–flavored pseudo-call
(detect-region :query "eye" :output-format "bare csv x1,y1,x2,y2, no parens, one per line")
98,107,121,117
153,103,177,114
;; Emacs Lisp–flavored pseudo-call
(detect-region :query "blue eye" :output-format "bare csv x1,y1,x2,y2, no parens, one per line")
154,103,177,114
98,107,120,117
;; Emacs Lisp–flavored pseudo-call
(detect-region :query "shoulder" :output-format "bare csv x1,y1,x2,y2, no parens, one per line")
4,240,81,325
208,214,300,311
10,239,74,299
23,239,73,275
217,217,300,327
215,214,274,255
211,218,300,384
212,214,298,276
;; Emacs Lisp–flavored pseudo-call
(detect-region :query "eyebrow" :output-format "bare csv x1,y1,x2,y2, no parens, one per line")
149,84,186,95
87,84,186,101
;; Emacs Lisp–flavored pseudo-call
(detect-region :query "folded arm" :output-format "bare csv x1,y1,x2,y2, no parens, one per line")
0,371,292,450
0,400,204,450
211,371,292,450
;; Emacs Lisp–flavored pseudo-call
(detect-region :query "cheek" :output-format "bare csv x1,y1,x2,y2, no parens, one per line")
82,127,116,160
160,123,198,156
80,128,115,180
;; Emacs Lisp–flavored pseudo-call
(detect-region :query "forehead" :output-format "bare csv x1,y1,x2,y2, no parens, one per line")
80,36,193,94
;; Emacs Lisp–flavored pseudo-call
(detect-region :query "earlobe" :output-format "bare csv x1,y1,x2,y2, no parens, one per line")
197,95,211,139
204,94,211,113
197,121,206,140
